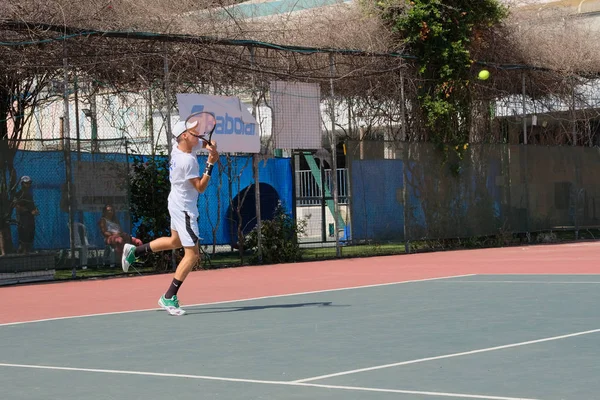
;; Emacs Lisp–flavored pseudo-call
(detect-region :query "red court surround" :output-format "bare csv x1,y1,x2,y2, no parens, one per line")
1,242,599,324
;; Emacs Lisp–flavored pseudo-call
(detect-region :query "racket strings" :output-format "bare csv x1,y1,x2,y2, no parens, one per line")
187,112,217,139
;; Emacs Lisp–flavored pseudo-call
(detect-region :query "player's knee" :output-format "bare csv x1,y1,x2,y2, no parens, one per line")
192,247,201,259
184,251,200,263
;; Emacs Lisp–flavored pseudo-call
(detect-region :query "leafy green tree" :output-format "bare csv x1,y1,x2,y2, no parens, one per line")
376,0,507,164
128,154,173,270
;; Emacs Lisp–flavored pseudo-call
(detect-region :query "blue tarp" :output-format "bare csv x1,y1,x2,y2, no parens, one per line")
9,151,293,250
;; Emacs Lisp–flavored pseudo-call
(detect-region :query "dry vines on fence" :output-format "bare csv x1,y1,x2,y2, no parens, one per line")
1,0,600,146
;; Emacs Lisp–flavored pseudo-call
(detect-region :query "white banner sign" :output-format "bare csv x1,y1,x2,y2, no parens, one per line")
176,94,260,153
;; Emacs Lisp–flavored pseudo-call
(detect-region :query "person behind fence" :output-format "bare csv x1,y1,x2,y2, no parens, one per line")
99,204,142,259
121,116,219,316
13,176,39,254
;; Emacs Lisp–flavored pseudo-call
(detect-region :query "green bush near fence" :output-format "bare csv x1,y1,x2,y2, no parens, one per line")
128,154,176,271
245,202,307,264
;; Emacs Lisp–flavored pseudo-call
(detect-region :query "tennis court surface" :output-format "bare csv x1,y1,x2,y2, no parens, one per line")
2,242,600,400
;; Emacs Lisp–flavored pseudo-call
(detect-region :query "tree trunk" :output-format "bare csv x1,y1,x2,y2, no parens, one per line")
0,82,16,253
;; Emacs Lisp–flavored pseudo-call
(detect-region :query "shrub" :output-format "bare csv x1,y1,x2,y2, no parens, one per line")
128,154,174,271
245,202,306,265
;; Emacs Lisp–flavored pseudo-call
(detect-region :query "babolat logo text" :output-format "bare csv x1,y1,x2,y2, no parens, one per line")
191,105,255,136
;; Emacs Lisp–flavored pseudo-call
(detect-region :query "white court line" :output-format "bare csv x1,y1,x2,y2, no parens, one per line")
433,280,600,284
0,274,475,327
293,327,600,383
0,362,540,400
304,382,542,400
480,273,600,275
559,242,600,247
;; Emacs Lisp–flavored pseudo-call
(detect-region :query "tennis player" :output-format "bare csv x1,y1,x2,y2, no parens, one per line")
122,118,219,316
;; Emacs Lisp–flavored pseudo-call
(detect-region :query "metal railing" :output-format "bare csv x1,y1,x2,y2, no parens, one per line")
295,168,349,206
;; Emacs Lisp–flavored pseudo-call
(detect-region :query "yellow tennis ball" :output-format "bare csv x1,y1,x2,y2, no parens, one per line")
478,69,490,80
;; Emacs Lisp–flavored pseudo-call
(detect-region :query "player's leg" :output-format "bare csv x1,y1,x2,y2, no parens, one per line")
121,206,185,272
158,244,199,316
174,244,200,282
158,210,200,316
121,231,182,273
148,232,182,252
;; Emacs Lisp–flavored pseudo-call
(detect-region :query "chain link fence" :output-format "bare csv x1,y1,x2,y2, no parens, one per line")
0,134,294,284
346,140,600,246
3,136,600,284
4,18,600,284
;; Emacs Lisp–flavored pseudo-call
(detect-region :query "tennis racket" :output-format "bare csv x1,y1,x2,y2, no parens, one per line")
185,111,217,146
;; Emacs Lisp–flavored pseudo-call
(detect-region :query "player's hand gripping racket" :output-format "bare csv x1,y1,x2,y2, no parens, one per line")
185,111,217,147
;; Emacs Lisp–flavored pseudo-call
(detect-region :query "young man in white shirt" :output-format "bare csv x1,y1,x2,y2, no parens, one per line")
122,116,219,316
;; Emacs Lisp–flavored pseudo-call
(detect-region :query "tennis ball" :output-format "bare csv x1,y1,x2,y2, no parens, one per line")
478,69,490,80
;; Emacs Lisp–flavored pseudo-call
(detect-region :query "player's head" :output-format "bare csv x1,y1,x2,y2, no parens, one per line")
172,119,200,143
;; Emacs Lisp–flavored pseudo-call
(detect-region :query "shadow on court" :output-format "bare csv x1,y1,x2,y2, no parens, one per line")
183,301,348,314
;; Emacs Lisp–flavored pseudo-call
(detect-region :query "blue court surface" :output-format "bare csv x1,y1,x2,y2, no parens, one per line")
2,274,600,400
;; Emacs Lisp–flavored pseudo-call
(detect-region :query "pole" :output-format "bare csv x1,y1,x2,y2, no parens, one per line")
571,76,577,146
163,45,176,270
124,139,132,234
164,45,173,158
250,46,262,263
521,72,530,239
62,43,76,277
400,73,410,253
73,76,84,224
522,72,527,145
148,88,155,156
329,53,341,257
320,162,326,242
73,75,81,158
90,83,98,153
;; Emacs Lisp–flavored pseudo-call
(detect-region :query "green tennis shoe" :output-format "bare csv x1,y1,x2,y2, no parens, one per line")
121,243,136,273
158,295,186,316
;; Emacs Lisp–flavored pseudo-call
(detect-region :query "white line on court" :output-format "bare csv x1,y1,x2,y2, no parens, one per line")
480,273,600,275
431,280,600,284
293,327,600,383
303,382,542,400
558,242,600,247
0,362,540,400
0,274,475,327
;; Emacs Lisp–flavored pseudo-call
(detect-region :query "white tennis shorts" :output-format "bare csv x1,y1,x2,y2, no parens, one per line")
169,206,200,247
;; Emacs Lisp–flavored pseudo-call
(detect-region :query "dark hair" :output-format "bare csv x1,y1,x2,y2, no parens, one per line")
102,204,115,217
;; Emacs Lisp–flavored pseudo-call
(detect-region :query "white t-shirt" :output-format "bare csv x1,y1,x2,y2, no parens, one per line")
168,146,200,215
